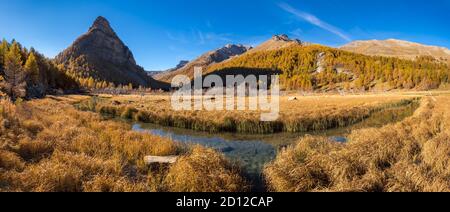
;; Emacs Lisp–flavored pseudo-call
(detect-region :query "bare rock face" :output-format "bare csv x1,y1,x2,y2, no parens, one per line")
55,16,169,89
174,60,190,69
74,16,136,65
154,44,251,82
167,60,190,72
272,34,303,45
207,44,252,64
247,34,304,53
272,34,290,42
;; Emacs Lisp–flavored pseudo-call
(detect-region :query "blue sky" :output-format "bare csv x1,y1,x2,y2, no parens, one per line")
1,0,449,70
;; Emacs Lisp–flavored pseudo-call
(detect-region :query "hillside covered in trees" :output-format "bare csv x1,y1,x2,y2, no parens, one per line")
208,45,450,91
0,39,79,100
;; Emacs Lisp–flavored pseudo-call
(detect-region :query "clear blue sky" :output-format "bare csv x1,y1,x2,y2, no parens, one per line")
1,0,449,70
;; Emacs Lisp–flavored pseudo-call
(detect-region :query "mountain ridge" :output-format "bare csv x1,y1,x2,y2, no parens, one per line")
246,34,306,53
340,39,450,63
154,44,251,82
208,42,449,91
154,34,310,82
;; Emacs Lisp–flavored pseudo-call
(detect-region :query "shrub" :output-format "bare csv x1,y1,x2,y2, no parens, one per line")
120,107,138,119
16,138,55,162
0,150,25,171
83,175,149,192
15,160,84,192
21,120,44,135
165,146,249,192
264,136,340,192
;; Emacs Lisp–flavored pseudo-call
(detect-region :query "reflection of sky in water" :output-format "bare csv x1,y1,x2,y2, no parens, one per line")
133,124,277,175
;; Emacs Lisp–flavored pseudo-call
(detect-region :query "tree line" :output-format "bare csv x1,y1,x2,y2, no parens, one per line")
209,45,450,91
0,39,153,101
0,39,79,100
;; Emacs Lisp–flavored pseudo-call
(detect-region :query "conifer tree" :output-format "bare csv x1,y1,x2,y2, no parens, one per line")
87,77,95,88
0,42,27,100
0,39,9,73
24,51,40,85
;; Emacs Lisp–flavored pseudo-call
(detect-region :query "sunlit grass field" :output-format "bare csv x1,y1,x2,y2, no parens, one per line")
264,95,450,192
1,92,449,192
0,96,248,192
81,92,422,134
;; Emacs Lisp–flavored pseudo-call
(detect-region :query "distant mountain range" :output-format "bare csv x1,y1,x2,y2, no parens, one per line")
207,37,449,91
154,44,252,82
51,17,449,91
147,60,188,77
154,34,311,82
341,39,450,63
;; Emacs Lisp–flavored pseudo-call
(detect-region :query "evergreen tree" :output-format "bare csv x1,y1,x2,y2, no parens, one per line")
0,42,27,100
24,51,40,85
0,39,9,73
87,77,95,88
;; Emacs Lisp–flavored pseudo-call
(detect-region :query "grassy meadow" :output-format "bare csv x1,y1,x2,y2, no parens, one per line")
0,92,449,192
0,96,248,192
78,93,420,134
264,95,450,192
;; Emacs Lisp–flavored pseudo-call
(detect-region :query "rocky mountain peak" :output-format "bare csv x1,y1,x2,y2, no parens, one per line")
175,60,189,69
271,34,304,45
208,44,250,63
55,16,169,89
272,34,290,41
246,34,304,54
154,43,251,82
57,16,136,66
164,60,190,72
89,16,116,36
218,44,251,55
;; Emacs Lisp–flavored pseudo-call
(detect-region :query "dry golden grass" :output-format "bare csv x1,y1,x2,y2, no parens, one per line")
0,96,249,192
165,146,249,192
0,150,25,171
264,96,450,192
85,93,419,134
2,92,448,192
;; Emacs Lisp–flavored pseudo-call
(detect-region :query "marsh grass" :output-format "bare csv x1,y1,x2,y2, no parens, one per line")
264,97,450,192
84,95,419,134
165,146,249,192
2,94,444,192
0,96,249,192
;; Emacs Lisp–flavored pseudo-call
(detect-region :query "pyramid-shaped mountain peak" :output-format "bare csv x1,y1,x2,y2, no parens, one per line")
89,16,115,35
55,16,169,90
